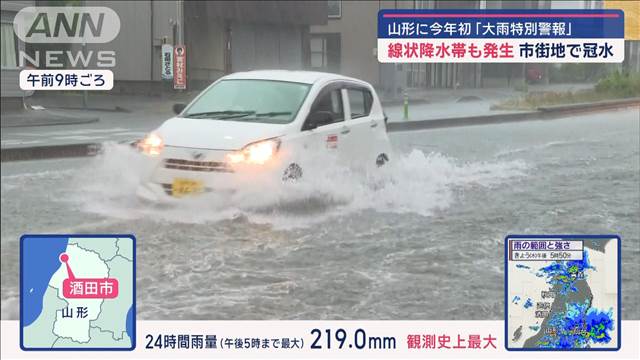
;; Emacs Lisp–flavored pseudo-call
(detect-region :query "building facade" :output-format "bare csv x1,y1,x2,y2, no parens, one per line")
1,0,33,107
74,0,326,94
3,0,637,101
311,0,557,96
184,1,327,89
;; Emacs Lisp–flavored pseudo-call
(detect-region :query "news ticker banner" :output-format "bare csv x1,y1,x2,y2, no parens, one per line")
2,320,640,359
377,9,625,63
12,234,628,356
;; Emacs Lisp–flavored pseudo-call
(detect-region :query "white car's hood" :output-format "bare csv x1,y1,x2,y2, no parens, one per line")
156,117,287,150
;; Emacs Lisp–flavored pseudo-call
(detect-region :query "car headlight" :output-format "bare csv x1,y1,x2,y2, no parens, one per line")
137,132,164,156
226,138,281,165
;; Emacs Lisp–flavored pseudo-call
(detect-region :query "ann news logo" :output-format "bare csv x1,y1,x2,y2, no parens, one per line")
13,7,119,69
14,6,120,43
14,7,119,90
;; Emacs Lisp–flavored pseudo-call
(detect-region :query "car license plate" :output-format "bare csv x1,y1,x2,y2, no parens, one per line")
171,178,203,197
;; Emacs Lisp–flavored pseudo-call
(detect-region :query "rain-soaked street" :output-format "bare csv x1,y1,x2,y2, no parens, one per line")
2,109,639,321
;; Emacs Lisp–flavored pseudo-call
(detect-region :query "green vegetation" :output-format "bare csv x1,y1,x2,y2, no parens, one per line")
594,71,640,98
493,71,640,110
549,64,607,83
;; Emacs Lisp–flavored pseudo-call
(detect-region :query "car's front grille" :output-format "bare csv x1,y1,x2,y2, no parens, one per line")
163,158,233,173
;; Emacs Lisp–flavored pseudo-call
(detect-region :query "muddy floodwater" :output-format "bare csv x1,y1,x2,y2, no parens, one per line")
2,110,638,320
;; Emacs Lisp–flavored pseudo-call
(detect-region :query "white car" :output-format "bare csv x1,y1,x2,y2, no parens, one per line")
136,70,392,201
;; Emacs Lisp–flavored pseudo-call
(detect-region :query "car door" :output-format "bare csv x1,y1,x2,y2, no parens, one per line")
301,82,351,166
344,86,378,168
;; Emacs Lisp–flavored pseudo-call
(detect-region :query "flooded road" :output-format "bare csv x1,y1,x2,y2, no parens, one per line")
2,109,638,320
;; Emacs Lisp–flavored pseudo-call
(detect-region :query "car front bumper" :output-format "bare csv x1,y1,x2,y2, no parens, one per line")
136,145,287,202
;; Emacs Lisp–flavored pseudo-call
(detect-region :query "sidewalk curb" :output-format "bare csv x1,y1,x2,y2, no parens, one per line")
387,98,640,132
1,143,102,162
381,98,431,106
1,117,99,128
37,105,131,113
1,108,100,128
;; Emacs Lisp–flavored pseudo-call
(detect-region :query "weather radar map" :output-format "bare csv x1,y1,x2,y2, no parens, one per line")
506,235,619,350
20,235,135,350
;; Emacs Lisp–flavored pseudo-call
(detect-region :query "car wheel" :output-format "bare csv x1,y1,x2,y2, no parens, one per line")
376,153,389,167
282,163,303,181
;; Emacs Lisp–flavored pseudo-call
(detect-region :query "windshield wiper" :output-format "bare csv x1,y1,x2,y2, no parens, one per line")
219,111,292,120
183,110,292,121
218,111,258,120
183,110,255,119
254,111,292,117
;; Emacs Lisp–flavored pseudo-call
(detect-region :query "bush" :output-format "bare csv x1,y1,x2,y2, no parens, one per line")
595,71,640,98
549,64,607,83
493,71,640,110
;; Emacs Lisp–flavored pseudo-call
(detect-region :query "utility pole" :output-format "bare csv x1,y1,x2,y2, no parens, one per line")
176,0,183,45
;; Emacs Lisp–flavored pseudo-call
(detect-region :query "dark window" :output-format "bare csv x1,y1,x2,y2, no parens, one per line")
327,0,341,18
347,88,373,119
310,34,341,73
1,22,18,68
308,87,344,125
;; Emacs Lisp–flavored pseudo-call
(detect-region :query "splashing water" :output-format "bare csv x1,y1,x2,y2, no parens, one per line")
68,143,529,228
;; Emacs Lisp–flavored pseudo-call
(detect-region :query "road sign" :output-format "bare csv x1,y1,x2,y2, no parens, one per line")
161,44,173,80
173,45,186,90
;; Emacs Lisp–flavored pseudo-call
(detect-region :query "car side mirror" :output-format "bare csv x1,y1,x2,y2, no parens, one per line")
303,111,333,131
173,103,187,115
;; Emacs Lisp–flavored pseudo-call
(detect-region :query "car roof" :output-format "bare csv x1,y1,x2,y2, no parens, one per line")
222,70,364,85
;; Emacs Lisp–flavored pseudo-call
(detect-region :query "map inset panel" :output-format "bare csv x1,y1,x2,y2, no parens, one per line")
20,235,135,351
505,235,619,350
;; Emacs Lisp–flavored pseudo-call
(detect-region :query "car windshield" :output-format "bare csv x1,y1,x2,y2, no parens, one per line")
183,79,311,123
